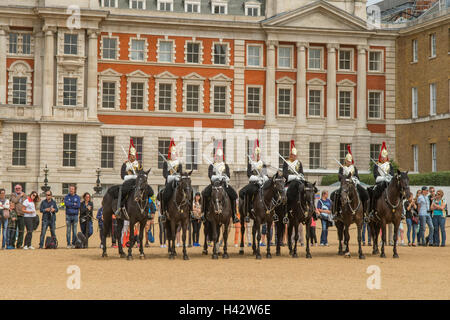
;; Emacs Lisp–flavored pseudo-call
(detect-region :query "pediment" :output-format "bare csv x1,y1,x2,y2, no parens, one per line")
263,1,368,31
99,68,122,77
337,79,356,87
127,69,150,78
307,78,326,86
154,71,178,79
209,73,232,82
276,76,296,85
182,72,206,81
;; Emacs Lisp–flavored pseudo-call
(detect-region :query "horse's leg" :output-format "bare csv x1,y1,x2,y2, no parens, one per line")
358,221,365,259
255,219,262,260
117,219,126,258
287,221,293,256
305,219,312,259
266,220,272,259
276,221,282,256
293,221,299,258
202,221,208,255
127,220,135,260
212,221,219,259
239,219,245,255
101,208,111,258
337,221,344,255
169,219,176,259
222,221,229,259
380,221,387,258
182,218,189,260
139,220,145,259
252,221,257,255
393,220,400,258
344,223,351,258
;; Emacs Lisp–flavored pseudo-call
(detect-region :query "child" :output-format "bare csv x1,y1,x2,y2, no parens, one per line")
7,205,17,250
309,216,318,246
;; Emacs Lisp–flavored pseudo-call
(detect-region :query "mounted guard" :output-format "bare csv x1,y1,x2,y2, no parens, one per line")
202,141,239,224
282,140,304,185
239,139,268,223
115,138,143,219
369,141,394,217
331,145,369,222
159,138,182,223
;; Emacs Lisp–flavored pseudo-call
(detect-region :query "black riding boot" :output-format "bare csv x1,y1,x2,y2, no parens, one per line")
201,196,208,222
159,198,167,223
231,200,239,224
114,186,123,220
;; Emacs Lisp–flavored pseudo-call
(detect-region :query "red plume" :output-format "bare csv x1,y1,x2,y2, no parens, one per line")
167,138,175,160
128,138,137,160
378,141,388,162
346,144,354,164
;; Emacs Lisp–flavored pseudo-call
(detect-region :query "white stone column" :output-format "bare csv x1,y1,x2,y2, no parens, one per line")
326,43,338,127
42,28,55,118
296,42,307,127
87,30,99,120
357,45,368,129
33,28,44,108
0,27,8,105
265,40,277,126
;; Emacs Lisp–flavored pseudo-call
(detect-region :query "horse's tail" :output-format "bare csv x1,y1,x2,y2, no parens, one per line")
101,193,114,238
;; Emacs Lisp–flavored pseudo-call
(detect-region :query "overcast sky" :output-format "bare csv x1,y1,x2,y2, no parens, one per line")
366,0,383,6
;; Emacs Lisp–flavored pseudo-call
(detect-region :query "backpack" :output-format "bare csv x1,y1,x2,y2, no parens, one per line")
45,236,58,249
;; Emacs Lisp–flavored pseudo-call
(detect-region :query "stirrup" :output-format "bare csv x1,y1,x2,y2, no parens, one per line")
282,215,289,224
159,213,167,223
273,214,279,223
233,216,240,224
244,215,250,223
114,208,122,219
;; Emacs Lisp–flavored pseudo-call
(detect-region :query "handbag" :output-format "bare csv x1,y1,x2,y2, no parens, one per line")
2,209,10,220
411,214,419,225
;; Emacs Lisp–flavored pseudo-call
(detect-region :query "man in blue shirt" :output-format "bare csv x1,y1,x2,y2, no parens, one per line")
417,186,434,246
39,191,59,249
317,190,333,246
64,185,80,248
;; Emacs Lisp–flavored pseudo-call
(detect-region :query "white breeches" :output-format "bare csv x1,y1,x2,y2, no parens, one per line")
167,174,180,184
211,175,229,184
249,175,268,185
124,175,137,181
376,175,391,184
288,174,303,182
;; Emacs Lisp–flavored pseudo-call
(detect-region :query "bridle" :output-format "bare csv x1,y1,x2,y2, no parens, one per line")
173,175,191,214
211,183,226,215
385,174,408,213
134,173,148,216
341,178,361,215
297,183,315,216
260,177,285,216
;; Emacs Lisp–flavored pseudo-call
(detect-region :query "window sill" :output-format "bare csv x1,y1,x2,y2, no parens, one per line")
337,70,356,74
410,61,418,65
276,68,296,72
7,166,30,172
428,56,436,60
307,69,326,73
245,66,266,71
57,168,82,174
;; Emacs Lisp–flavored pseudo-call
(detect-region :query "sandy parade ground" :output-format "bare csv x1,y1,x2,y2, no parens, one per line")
0,209,449,300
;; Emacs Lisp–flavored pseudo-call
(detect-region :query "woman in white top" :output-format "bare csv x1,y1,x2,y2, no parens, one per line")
22,191,39,250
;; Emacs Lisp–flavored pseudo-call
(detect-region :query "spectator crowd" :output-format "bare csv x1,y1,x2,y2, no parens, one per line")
0,184,447,250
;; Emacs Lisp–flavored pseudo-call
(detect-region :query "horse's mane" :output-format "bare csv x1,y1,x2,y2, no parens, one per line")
262,179,272,190
106,185,121,198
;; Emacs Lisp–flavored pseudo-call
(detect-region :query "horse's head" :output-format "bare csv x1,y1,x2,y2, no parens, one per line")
339,173,356,206
134,169,151,202
178,170,193,197
271,170,287,204
395,169,410,199
302,181,317,216
211,180,226,215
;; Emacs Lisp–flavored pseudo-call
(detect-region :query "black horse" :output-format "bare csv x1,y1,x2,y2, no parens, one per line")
101,169,153,259
369,170,410,258
238,172,286,259
165,171,193,260
334,174,365,259
284,180,317,259
202,180,233,259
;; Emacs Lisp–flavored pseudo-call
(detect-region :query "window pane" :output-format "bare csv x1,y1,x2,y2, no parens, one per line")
158,138,171,169
308,48,321,69
278,47,291,68
339,91,351,117
368,92,381,119
158,83,172,111
339,50,351,70
308,90,321,116
63,134,77,167
309,143,321,169
214,44,227,65
247,87,260,114
278,88,291,115
9,33,18,54
279,141,290,169
131,40,145,61
22,34,31,54
213,86,226,113
159,41,173,62
248,46,261,66
64,34,78,55
370,144,381,162
339,143,351,164
101,136,115,168
12,132,27,166
186,84,199,112
131,82,144,110
63,78,77,106
13,77,27,105
185,140,198,170
186,42,200,63
102,82,116,108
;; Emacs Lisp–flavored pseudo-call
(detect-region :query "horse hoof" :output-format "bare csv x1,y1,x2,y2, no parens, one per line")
359,255,366,260
276,252,281,256
120,253,126,259
344,253,351,258
256,255,262,260
222,253,229,259
289,250,293,256
183,255,190,261
239,250,244,255
306,253,312,259
292,253,298,258
212,254,218,260
380,253,386,258
266,253,272,259
202,250,208,255
218,252,222,256
338,251,344,256
169,255,175,260
102,253,108,258
393,254,399,259
140,254,145,260
127,255,133,261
